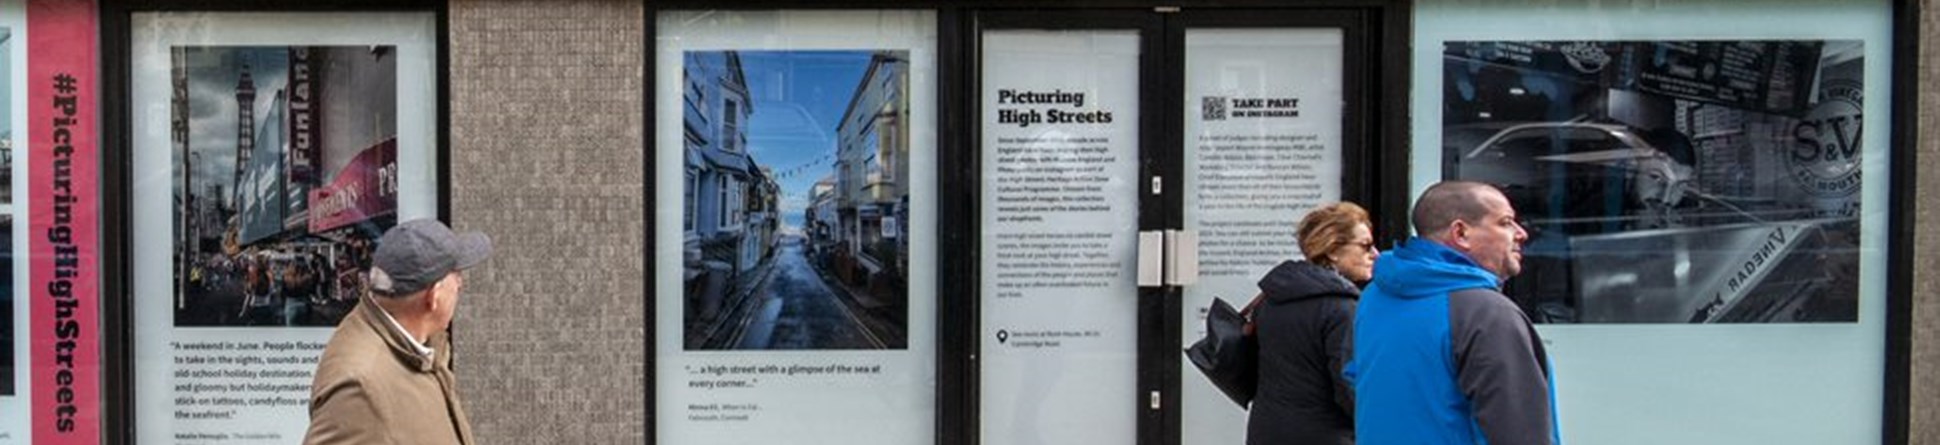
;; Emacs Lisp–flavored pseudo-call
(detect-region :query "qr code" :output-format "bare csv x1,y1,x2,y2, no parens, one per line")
1202,96,1227,121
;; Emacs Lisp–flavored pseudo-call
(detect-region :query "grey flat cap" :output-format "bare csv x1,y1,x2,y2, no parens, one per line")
369,219,492,297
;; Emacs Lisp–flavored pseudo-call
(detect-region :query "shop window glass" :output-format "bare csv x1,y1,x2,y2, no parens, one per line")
1414,1,1893,443
126,11,441,443
652,10,938,445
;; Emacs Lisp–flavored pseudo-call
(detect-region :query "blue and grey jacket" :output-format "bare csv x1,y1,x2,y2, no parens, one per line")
1343,238,1560,445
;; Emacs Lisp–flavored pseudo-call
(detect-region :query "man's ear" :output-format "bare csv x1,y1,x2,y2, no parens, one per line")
420,281,447,312
1448,220,1472,249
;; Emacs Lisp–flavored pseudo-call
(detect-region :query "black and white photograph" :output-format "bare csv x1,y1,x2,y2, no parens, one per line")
1,216,13,397
1,26,12,205
172,46,399,327
1,27,14,396
0,25,11,203
682,50,911,350
1443,40,1863,323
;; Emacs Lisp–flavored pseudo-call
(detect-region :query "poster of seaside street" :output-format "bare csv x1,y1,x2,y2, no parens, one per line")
681,50,911,350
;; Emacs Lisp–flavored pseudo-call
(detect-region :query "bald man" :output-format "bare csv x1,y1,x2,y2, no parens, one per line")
1343,181,1560,445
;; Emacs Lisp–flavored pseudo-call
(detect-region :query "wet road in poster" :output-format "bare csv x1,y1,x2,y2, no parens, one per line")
733,238,885,350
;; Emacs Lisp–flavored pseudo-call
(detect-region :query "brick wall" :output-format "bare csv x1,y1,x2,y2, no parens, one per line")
1916,3,1940,442
447,1,646,443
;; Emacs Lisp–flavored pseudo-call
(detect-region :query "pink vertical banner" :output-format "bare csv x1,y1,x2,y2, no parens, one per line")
27,0,100,442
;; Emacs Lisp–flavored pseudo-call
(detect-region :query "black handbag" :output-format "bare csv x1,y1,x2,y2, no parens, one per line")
1185,295,1261,408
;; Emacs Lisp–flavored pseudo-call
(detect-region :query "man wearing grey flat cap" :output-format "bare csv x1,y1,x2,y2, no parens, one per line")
304,219,492,445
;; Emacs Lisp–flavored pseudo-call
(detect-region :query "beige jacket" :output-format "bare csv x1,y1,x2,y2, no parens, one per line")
304,297,475,445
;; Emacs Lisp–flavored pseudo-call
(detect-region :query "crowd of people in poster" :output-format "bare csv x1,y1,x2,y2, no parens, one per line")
172,45,399,327
1443,40,1865,323
681,50,912,350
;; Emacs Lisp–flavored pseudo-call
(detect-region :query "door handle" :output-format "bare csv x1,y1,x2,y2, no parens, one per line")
1165,229,1198,286
1137,231,1164,287
1138,230,1198,288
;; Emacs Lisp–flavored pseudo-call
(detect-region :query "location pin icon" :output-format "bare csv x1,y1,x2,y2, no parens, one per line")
997,330,1010,344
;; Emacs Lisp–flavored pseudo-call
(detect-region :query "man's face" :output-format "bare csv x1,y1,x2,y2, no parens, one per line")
1457,190,1528,280
1632,155,1690,208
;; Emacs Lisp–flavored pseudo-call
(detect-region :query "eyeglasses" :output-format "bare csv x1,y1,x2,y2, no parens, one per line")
1342,240,1377,254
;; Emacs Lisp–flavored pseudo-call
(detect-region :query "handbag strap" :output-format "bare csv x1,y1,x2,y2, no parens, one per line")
1240,291,1266,316
1240,291,1266,336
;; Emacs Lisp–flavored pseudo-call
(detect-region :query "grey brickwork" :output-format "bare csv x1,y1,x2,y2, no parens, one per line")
447,0,647,443
1918,3,1940,442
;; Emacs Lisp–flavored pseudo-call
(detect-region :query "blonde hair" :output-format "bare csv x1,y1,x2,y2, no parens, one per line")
1297,202,1372,267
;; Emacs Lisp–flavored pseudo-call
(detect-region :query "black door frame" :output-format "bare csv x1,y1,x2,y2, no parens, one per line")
968,7,1393,445
1156,9,1386,445
970,9,1170,445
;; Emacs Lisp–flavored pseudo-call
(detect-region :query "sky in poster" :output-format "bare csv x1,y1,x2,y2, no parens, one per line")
736,51,871,230
177,47,290,206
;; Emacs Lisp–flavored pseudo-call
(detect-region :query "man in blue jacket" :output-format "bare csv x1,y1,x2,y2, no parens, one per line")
1344,181,1560,445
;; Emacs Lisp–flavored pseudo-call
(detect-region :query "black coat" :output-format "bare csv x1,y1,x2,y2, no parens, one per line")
1247,260,1359,445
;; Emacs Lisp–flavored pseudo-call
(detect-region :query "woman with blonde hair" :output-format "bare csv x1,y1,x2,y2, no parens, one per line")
1247,202,1377,445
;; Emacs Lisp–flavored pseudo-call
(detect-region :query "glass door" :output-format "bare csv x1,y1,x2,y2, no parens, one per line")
976,11,1162,445
972,9,1379,445
1175,18,1360,445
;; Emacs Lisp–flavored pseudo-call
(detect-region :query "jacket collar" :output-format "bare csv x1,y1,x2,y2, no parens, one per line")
1368,237,1501,299
358,295,441,373
1258,260,1360,304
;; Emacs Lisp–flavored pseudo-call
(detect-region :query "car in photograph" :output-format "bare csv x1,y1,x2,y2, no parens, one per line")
1447,120,1696,235
1446,120,1857,323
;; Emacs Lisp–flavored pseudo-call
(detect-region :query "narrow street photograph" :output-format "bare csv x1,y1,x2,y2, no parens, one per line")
729,235,893,349
681,50,912,350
